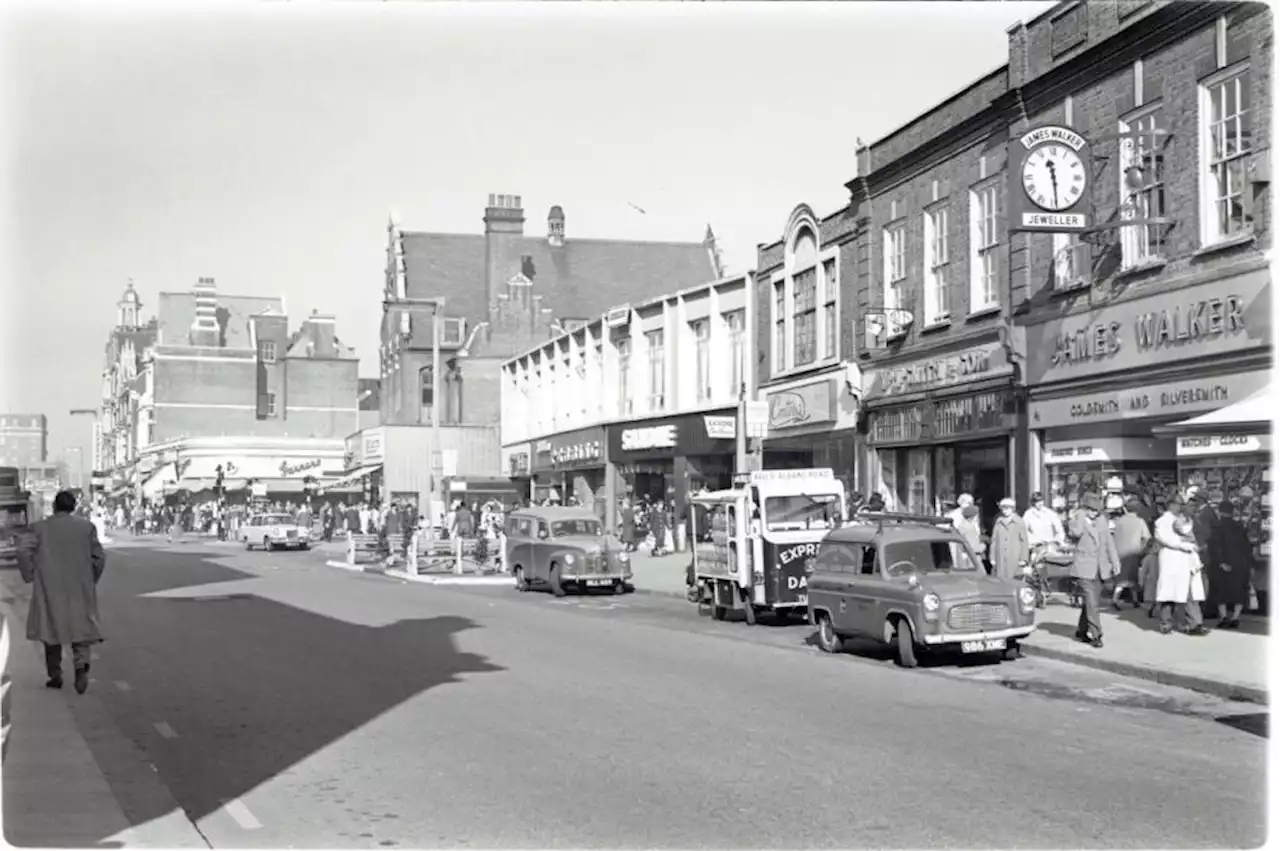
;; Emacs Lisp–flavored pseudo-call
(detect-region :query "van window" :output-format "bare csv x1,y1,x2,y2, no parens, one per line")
516,518,533,537
860,546,879,576
536,521,550,540
815,542,862,574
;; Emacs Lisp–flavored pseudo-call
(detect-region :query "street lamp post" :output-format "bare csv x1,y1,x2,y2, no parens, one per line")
382,295,445,536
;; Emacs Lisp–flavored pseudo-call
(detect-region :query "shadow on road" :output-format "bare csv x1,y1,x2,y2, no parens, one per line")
21,547,505,845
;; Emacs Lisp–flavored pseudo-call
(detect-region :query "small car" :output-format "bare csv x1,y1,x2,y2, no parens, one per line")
504,505,632,596
242,513,312,551
806,511,1037,667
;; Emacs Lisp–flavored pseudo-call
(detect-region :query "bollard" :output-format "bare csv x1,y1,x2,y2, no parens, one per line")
453,536,464,575
346,529,355,566
406,531,418,575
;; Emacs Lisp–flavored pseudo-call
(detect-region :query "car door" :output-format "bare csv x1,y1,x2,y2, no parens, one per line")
532,519,553,581
507,517,531,576
840,544,881,637
811,541,856,626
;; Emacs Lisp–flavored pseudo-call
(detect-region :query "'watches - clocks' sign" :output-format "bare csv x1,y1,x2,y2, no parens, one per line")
1008,125,1092,234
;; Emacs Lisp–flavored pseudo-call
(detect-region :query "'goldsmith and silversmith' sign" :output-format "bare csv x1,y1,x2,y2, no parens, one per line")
1028,370,1270,429
1027,274,1269,384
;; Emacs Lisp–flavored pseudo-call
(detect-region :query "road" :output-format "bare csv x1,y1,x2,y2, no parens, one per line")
17,540,1270,848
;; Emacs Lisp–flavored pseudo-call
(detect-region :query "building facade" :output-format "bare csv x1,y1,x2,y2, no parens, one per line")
501,274,754,529
848,65,1024,526
754,204,863,494
0,413,48,469
1008,1,1273,517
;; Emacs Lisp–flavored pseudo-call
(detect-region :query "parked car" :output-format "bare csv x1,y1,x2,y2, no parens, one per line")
806,511,1037,668
242,513,312,551
504,505,632,596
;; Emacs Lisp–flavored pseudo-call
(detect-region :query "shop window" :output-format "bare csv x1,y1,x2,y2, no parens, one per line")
969,179,1000,312
1119,105,1168,266
1200,61,1252,245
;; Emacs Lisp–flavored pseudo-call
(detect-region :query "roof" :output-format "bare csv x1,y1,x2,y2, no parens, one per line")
157,292,284,349
401,230,716,323
826,515,961,545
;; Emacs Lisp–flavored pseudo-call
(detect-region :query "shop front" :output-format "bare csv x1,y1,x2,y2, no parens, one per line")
530,426,607,516
607,408,738,523
760,368,861,494
327,427,385,505
137,436,353,504
861,338,1019,524
500,442,532,502
1024,269,1272,514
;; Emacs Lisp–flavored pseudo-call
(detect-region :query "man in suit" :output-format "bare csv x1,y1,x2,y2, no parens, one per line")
1067,491,1120,648
17,490,106,694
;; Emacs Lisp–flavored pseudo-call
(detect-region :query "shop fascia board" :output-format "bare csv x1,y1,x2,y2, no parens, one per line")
1025,349,1272,399
137,436,345,455
517,401,736,448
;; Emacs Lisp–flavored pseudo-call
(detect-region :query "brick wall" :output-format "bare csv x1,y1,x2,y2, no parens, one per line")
459,357,502,426
285,358,359,439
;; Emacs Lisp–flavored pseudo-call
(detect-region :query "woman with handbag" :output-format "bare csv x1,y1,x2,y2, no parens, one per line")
1208,499,1253,628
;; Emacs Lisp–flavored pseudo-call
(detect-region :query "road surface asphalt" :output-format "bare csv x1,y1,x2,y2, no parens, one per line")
13,540,1269,848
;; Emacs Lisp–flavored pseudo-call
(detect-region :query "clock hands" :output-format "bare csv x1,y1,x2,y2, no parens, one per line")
1045,159,1060,209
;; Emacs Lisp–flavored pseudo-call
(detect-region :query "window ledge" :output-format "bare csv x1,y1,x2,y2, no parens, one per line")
920,318,951,334
1115,257,1168,279
965,304,1002,321
1050,280,1090,298
1194,232,1257,259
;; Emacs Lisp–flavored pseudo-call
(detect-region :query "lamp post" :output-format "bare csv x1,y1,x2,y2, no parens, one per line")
382,295,445,535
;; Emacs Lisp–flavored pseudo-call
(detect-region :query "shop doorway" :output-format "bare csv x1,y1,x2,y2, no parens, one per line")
972,467,1006,537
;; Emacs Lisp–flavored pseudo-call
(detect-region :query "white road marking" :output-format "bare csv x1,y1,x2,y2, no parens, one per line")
153,721,178,739
223,798,262,830
114,680,132,692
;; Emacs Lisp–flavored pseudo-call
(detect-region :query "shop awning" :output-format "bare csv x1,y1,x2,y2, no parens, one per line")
1151,387,1275,437
319,464,381,494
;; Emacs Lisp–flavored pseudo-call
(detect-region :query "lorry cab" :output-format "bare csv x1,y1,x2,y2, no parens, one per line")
690,468,845,625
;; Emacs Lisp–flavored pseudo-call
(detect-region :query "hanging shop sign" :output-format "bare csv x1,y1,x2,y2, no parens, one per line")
862,341,1014,401
1043,437,1173,465
1029,369,1271,430
1024,272,1270,386
867,389,1016,447
1007,125,1093,234
608,410,737,462
765,378,836,431
502,443,531,477
361,427,385,464
1176,434,1272,458
531,426,606,473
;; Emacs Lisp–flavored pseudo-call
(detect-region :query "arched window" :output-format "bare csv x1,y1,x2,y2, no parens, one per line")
771,210,840,375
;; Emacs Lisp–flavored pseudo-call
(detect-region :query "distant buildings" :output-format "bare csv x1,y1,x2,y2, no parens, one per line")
0,413,47,468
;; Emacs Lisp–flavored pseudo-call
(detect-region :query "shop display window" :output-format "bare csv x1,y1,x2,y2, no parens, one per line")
1047,463,1177,515
1179,456,1272,568
933,446,956,510
907,448,930,515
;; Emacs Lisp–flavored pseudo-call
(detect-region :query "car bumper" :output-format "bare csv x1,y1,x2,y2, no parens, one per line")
563,572,630,584
922,625,1036,645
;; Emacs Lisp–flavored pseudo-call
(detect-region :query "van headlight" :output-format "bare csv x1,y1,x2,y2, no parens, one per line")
922,593,940,612
1018,586,1037,610
617,551,630,564
564,553,576,565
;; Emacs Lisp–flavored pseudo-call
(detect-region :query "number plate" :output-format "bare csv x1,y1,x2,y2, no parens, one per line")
961,639,1006,653
586,579,611,587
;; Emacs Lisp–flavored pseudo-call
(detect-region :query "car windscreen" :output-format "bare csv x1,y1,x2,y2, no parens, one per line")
551,519,601,537
882,538,981,577
764,494,842,532
263,515,292,526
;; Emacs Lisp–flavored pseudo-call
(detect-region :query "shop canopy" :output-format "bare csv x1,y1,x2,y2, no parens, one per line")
319,464,382,494
1151,386,1275,437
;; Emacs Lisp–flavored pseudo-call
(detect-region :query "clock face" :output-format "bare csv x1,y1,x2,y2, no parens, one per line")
1021,143,1087,212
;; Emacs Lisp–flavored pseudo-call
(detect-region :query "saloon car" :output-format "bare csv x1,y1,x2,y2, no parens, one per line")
505,506,633,596
242,513,312,551
806,512,1037,667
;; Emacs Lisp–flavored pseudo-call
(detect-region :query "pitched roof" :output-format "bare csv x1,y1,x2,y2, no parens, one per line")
157,292,284,349
401,231,716,323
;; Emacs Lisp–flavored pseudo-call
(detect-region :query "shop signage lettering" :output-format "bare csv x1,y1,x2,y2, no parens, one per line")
767,379,834,430
508,452,530,476
703,416,736,439
1051,297,1245,368
552,441,601,466
1029,370,1269,429
620,425,678,451
362,428,384,462
1177,434,1271,457
280,458,322,477
882,349,992,396
1051,321,1122,367
777,542,819,568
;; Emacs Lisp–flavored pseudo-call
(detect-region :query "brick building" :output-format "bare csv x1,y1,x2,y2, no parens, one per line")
98,277,363,504
844,0,1272,530
0,413,48,469
350,193,721,519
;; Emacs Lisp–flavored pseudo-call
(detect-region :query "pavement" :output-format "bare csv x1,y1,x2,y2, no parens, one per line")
0,538,1269,848
621,548,1271,704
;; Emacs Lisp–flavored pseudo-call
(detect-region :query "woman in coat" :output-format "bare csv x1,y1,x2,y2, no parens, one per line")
619,500,637,552
989,497,1030,580
1207,499,1253,628
650,500,668,556
1153,494,1208,635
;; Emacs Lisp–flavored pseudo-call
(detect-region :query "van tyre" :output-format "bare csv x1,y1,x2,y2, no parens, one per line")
264,537,273,552
1003,642,1022,661
816,614,843,654
712,606,727,621
893,618,918,668
549,565,566,597
514,567,529,592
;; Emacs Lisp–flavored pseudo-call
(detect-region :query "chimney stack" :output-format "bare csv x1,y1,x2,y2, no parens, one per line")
547,205,565,246
483,193,525,235
189,276,221,347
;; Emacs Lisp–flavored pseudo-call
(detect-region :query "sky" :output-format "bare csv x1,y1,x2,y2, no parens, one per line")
0,0,1056,479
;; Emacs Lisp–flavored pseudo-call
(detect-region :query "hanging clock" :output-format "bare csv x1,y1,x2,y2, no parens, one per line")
1021,143,1087,212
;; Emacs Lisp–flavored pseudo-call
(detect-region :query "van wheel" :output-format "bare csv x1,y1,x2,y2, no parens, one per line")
741,590,757,625
893,618,918,669
612,580,625,595
1003,642,1022,661
263,537,273,552
514,567,529,592
816,613,843,654
712,606,727,621
549,564,566,597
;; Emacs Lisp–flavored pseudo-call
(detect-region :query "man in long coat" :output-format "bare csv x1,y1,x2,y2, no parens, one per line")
1067,491,1120,648
989,497,1030,580
17,490,106,693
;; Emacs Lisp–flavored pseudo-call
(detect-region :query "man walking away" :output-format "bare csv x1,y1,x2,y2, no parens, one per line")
17,490,106,694
1066,492,1120,648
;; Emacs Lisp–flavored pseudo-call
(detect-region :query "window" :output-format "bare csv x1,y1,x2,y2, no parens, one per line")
822,260,837,359
883,222,906,310
792,268,817,367
617,337,632,416
692,320,710,403
773,281,785,371
764,493,842,532
593,343,604,417
552,519,602,537
1119,106,1168,265
724,310,745,397
265,392,277,417
1201,63,1252,244
441,318,466,347
645,329,665,412
969,182,1000,311
1053,232,1087,290
883,539,982,576
923,207,950,322
420,365,434,407
815,542,863,574
259,341,276,363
